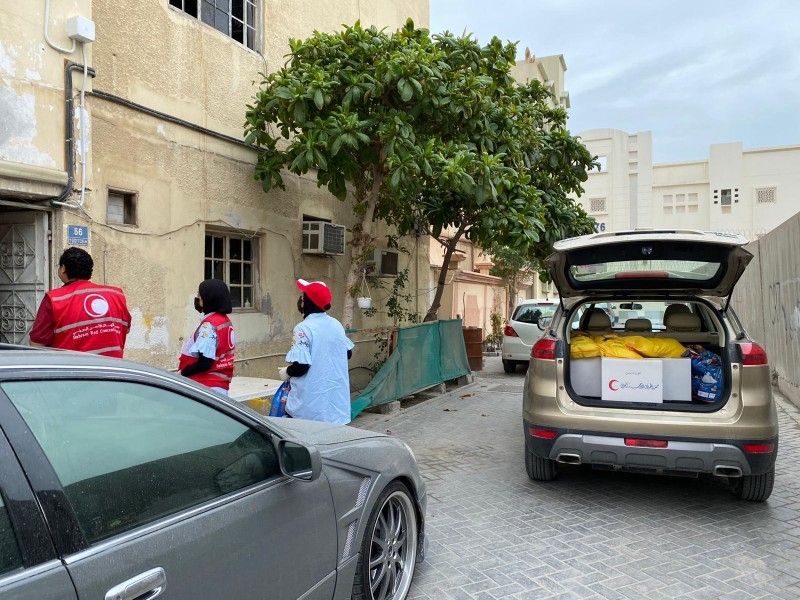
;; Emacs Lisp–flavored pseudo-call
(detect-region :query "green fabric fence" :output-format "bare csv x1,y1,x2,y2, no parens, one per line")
351,319,471,419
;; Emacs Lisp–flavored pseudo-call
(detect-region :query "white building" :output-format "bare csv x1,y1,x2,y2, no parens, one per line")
576,129,800,240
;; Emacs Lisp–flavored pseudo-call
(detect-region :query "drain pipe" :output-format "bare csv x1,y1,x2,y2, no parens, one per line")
50,61,96,207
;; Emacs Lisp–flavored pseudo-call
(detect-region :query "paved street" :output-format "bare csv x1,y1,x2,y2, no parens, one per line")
353,356,800,599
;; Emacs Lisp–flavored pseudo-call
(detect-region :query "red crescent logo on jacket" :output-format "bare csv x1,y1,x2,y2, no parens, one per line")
84,294,110,318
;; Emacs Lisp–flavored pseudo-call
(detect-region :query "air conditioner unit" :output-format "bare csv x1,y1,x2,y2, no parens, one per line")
370,248,399,277
302,221,345,255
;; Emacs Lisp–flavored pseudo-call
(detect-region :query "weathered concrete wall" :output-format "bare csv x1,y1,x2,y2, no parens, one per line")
732,212,800,407
2,0,431,385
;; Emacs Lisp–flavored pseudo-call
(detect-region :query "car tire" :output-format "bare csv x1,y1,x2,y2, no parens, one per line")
352,480,419,600
503,360,517,374
729,467,775,502
525,448,558,481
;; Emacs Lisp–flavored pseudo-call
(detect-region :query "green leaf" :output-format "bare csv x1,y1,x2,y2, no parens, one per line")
398,78,413,102
331,135,343,157
313,88,324,109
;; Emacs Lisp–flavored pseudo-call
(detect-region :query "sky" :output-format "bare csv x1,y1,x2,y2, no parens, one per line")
429,0,800,163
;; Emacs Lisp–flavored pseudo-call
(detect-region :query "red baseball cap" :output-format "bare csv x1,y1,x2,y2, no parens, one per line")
296,279,332,310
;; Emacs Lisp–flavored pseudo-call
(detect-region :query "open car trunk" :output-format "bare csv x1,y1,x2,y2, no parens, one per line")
563,298,731,410
543,230,755,412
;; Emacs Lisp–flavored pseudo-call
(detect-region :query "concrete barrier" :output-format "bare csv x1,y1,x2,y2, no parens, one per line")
732,214,800,409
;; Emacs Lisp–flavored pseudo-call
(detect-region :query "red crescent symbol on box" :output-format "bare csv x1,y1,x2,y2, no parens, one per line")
608,379,620,391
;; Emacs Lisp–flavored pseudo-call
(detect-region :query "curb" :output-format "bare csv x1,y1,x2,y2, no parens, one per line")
351,378,483,430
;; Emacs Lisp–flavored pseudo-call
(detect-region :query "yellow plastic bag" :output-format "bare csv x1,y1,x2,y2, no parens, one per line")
571,335,601,359
598,339,643,359
594,333,619,344
623,336,686,358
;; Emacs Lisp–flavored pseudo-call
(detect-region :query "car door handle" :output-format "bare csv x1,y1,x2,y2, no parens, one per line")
105,567,167,600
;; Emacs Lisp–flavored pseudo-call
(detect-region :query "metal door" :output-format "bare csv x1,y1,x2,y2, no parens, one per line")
0,212,48,344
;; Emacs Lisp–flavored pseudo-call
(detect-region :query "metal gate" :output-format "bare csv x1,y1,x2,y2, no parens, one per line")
0,211,49,344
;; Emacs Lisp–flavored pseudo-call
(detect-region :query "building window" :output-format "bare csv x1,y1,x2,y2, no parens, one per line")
595,156,607,172
107,190,137,226
589,197,607,214
169,0,256,50
721,189,732,206
756,187,777,204
205,232,257,309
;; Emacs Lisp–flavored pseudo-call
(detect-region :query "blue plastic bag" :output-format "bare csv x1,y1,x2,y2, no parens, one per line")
688,346,723,403
269,380,290,417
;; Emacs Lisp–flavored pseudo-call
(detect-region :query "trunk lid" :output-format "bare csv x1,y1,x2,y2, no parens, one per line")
546,229,752,301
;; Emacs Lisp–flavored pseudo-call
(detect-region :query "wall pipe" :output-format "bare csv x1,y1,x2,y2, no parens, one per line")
88,90,256,149
50,61,96,208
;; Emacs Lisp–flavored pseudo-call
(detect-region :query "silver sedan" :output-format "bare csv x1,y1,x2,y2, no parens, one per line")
0,345,426,600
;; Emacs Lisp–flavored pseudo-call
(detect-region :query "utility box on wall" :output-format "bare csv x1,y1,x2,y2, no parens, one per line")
302,221,345,255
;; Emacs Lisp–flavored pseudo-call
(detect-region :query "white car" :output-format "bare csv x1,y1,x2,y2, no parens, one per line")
502,299,558,373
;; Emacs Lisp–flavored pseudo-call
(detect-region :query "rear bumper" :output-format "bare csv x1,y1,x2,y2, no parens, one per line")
502,337,533,362
523,421,778,476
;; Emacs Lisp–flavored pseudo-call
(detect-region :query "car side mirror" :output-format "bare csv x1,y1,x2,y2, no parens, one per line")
277,439,322,482
538,317,552,331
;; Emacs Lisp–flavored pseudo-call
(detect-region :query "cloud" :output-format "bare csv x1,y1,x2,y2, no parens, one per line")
430,0,800,162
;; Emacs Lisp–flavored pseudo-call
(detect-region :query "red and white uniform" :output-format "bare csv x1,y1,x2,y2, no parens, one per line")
41,280,131,358
178,312,235,390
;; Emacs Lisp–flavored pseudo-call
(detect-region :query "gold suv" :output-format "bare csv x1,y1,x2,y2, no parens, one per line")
523,230,778,501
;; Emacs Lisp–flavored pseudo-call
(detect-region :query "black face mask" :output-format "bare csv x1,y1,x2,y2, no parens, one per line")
194,297,203,313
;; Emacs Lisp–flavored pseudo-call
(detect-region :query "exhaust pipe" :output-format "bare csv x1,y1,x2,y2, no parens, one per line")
557,453,582,465
714,465,743,477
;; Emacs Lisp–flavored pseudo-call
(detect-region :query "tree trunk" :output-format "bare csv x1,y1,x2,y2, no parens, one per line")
423,223,468,322
342,169,382,329
508,269,519,316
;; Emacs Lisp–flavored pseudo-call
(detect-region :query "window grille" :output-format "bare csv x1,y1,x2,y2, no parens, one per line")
205,232,258,309
756,187,777,204
589,198,606,214
170,0,256,50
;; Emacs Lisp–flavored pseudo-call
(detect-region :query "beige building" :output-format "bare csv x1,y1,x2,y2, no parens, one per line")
576,129,800,240
0,0,428,376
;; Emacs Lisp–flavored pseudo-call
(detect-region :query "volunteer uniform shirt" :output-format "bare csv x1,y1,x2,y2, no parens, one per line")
178,314,235,394
284,312,355,424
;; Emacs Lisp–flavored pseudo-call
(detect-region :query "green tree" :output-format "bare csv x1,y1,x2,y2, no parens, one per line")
245,20,596,326
487,244,547,315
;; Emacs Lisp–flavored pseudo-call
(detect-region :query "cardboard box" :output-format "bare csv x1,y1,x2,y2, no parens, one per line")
602,358,663,403
570,357,691,402
662,358,691,401
571,357,602,397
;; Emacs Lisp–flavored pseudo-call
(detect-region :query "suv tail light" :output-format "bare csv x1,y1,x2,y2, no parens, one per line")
743,443,775,454
503,325,518,337
529,428,558,439
531,338,557,360
625,438,668,448
739,342,768,366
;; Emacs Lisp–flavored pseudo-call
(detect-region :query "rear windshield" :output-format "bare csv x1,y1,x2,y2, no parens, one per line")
512,303,557,324
565,241,731,291
572,260,718,283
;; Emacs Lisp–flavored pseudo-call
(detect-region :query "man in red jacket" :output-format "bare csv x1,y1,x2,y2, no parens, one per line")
29,247,131,358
